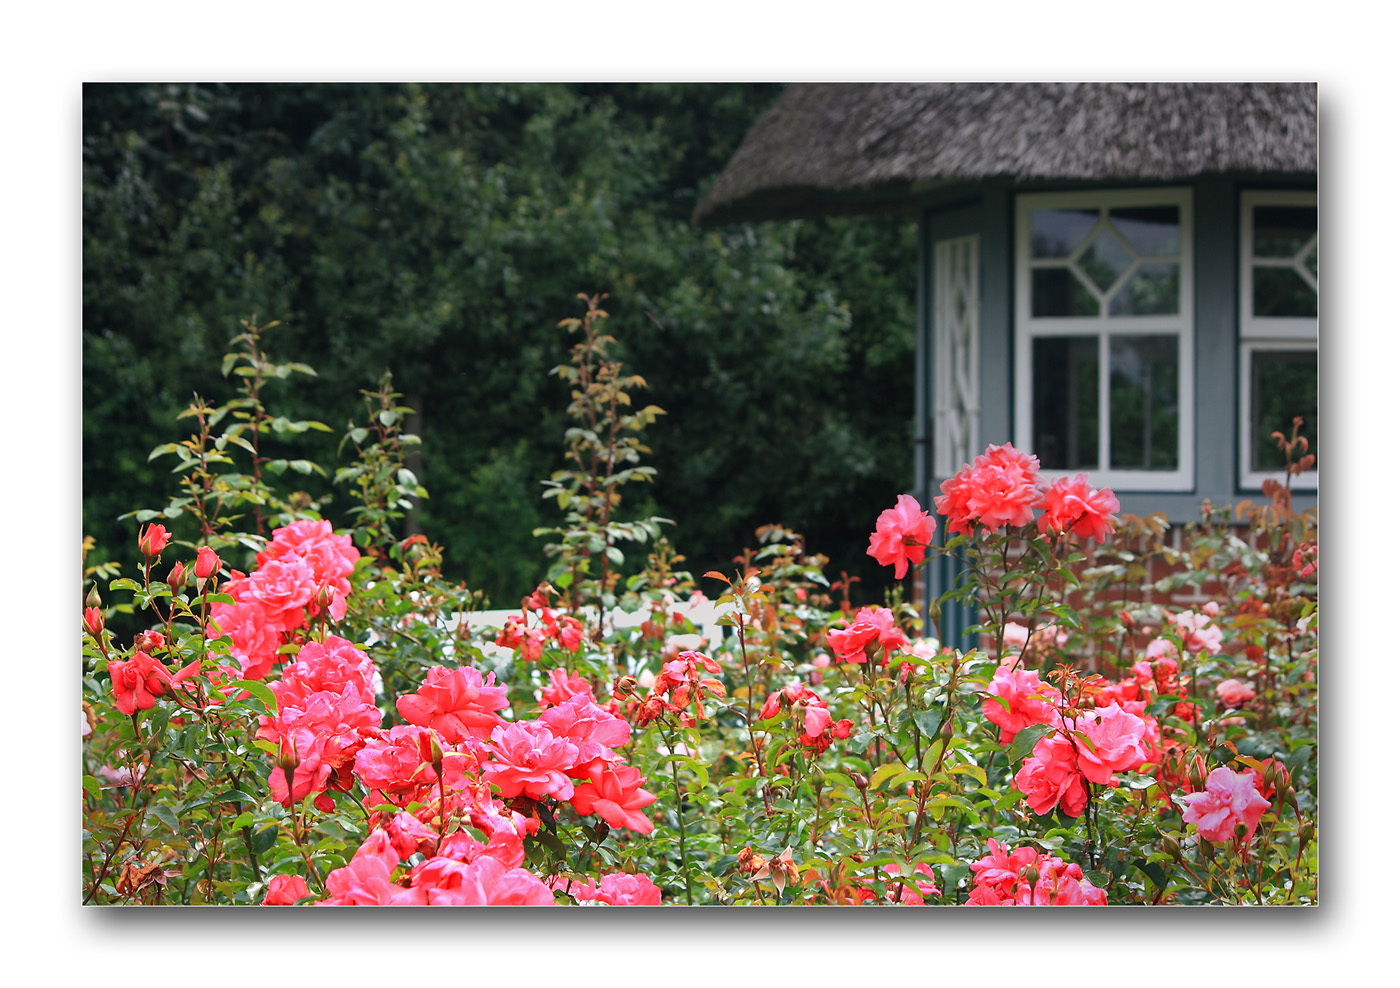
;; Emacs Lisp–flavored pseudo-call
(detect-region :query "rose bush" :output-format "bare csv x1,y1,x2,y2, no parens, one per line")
81,304,1317,905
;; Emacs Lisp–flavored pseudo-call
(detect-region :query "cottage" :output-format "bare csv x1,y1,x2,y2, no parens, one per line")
694,83,1317,641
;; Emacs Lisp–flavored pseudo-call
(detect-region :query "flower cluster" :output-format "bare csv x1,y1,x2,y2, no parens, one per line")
1180,767,1271,843
552,871,663,906
929,443,1118,541
632,649,726,727
1011,701,1152,818
256,644,661,903
760,683,853,755
208,521,359,680
256,635,382,810
825,606,908,665
964,840,1107,905
981,666,1062,745
495,583,585,662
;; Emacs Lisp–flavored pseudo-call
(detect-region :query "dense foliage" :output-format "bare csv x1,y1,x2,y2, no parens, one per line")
83,83,917,608
81,307,1317,906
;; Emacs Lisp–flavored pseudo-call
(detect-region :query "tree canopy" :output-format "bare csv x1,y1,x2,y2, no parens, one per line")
83,83,917,605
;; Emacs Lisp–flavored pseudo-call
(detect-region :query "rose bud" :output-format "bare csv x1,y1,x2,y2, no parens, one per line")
167,561,187,592
84,607,105,638
195,546,220,582
139,523,170,559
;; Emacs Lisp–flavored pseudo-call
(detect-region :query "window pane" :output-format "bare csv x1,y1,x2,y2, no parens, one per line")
1032,267,1099,317
1109,262,1179,316
1109,335,1178,470
1030,208,1098,258
1251,349,1318,473
1033,336,1098,469
1109,206,1180,257
1253,265,1317,318
1081,229,1134,293
1253,205,1317,258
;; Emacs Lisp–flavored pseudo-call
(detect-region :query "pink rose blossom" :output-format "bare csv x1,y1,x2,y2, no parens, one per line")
1070,702,1150,784
261,874,309,905
867,494,936,580
540,667,594,707
483,721,580,801
936,443,1043,534
1215,679,1256,708
1172,610,1223,655
1181,767,1271,843
397,664,509,744
1036,473,1120,543
559,871,663,905
826,606,908,664
966,840,1106,906
410,855,554,905
569,763,658,833
982,666,1062,745
1013,731,1089,817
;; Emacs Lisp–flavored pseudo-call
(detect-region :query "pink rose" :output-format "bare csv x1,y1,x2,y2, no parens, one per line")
867,494,936,580
936,443,1043,534
982,666,1062,745
138,523,170,558
1014,732,1089,817
561,871,663,906
1036,473,1119,543
826,606,908,664
1215,679,1256,708
397,664,509,744
1070,702,1150,784
261,874,309,905
483,721,580,801
570,763,659,833
1181,767,1271,843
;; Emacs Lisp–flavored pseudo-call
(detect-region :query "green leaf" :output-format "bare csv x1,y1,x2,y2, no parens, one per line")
1006,723,1055,765
83,775,102,798
1134,856,1170,890
108,577,142,592
233,679,278,713
911,710,943,738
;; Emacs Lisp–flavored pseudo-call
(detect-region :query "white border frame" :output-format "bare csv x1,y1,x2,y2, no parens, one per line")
1014,188,1195,491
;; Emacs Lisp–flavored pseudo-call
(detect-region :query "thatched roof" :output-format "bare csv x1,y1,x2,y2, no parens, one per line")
694,83,1317,226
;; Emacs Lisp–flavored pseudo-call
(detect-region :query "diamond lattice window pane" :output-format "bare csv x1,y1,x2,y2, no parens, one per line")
1079,230,1134,293
1030,208,1099,259
1032,267,1099,317
1109,206,1180,257
1253,205,1317,258
1109,262,1179,316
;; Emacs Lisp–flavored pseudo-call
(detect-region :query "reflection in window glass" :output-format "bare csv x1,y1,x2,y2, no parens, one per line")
1109,263,1179,316
1251,349,1318,473
1109,206,1180,256
1033,336,1098,469
1253,206,1317,258
1253,266,1317,318
1031,268,1098,317
1109,335,1178,470
1030,209,1099,258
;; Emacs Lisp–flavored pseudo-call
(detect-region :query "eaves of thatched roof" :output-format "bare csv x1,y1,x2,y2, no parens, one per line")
693,83,1317,226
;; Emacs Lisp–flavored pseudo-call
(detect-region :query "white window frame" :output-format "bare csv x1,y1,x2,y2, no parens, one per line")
1238,189,1318,491
1014,188,1195,491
